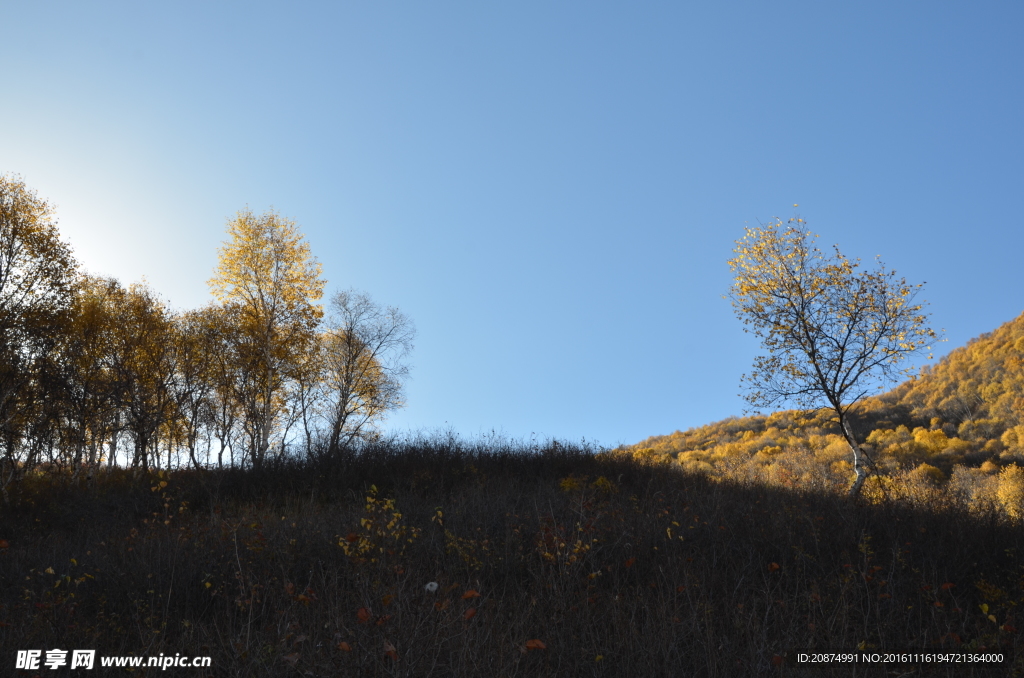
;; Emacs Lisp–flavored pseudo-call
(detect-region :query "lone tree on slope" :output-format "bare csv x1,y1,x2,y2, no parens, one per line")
728,217,937,498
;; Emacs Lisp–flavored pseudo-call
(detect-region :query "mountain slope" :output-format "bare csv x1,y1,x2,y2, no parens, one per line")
623,310,1024,500
881,311,1024,447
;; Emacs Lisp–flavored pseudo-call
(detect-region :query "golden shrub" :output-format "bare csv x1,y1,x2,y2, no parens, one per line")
913,428,951,455
1001,426,1024,454
909,463,946,486
979,460,1000,474
590,475,618,494
862,475,901,504
559,476,583,493
754,445,783,460
816,436,851,463
996,464,1024,520
948,465,1000,513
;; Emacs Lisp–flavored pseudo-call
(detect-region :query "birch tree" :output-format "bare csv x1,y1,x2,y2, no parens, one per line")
208,208,324,467
321,290,414,452
728,217,937,498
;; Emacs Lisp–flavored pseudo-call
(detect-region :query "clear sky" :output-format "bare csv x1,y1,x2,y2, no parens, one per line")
3,1,1022,448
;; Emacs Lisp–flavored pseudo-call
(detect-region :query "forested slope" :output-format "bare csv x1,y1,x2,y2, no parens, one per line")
623,311,1024,509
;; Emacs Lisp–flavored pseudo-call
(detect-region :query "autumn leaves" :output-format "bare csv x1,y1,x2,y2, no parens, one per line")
728,217,937,498
0,186,416,489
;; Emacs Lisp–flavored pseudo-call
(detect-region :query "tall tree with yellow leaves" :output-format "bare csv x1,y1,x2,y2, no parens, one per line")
209,208,324,468
728,217,937,498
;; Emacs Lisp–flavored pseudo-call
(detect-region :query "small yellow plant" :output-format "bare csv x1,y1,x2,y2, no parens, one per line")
535,521,597,572
443,530,490,571
590,476,618,494
338,485,420,562
559,476,583,493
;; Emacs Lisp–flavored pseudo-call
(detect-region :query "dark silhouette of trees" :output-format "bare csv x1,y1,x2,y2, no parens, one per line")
0,181,420,494
0,175,77,498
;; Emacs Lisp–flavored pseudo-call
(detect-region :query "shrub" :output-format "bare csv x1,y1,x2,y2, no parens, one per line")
997,463,1024,520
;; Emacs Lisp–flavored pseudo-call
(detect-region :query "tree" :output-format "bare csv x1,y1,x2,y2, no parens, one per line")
171,306,222,469
189,303,241,469
0,176,77,497
288,332,327,455
727,217,937,498
321,290,415,452
107,282,177,470
55,276,123,473
208,208,325,467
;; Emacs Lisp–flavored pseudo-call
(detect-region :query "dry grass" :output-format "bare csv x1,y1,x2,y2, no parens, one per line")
1,437,1021,676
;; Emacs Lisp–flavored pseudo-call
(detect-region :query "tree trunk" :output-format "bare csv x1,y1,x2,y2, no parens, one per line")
108,411,119,467
840,415,869,499
188,431,200,470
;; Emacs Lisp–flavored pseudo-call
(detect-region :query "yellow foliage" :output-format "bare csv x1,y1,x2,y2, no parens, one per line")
559,476,583,493
590,476,618,494
909,463,946,486
339,486,420,562
727,219,935,423
209,208,325,320
996,464,1024,520
912,428,950,455
947,465,999,513
208,208,325,466
832,459,853,475
887,312,1024,447
1002,426,1024,454
444,529,490,571
623,307,1024,508
862,475,900,504
755,445,783,460
816,436,851,462
680,459,716,476
631,448,670,465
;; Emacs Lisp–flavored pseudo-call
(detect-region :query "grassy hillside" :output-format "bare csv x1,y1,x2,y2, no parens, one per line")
624,311,1024,513
1,437,1022,676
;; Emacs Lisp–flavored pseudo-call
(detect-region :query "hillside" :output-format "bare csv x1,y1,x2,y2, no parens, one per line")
624,311,1024,507
3,438,1022,675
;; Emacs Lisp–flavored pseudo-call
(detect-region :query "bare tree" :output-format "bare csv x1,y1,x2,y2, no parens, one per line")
321,290,415,452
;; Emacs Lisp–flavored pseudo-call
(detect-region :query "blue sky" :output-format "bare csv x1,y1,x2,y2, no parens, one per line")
3,1,1022,447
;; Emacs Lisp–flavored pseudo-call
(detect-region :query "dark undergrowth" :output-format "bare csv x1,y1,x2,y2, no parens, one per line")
1,436,1022,677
